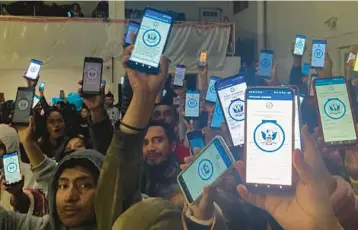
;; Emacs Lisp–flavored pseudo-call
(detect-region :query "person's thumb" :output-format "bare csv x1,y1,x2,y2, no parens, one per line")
292,149,314,184
28,116,35,129
198,185,213,213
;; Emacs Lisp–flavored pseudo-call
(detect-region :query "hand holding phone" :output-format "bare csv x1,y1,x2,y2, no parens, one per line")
245,87,295,193
314,77,357,147
82,57,103,95
124,21,140,46
25,59,42,80
127,8,173,74
293,35,306,56
257,50,274,77
2,152,22,184
185,90,200,119
177,136,235,204
199,51,208,67
311,40,326,68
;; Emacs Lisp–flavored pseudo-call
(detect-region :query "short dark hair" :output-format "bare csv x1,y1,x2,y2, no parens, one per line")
105,92,114,98
145,121,176,144
153,103,179,121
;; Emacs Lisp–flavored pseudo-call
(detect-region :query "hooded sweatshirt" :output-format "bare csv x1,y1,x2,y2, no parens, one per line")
0,124,34,211
0,149,104,230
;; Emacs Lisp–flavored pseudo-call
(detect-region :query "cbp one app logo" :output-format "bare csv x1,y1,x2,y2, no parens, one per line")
254,120,285,153
143,26,161,48
228,99,245,121
198,159,213,181
30,65,38,73
187,98,197,108
324,98,346,120
6,162,17,173
261,58,271,68
87,70,98,80
18,99,29,111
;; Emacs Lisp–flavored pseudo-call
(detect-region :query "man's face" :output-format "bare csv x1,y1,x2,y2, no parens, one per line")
80,108,89,119
143,126,175,166
104,97,114,107
56,166,96,228
47,111,65,139
151,105,175,127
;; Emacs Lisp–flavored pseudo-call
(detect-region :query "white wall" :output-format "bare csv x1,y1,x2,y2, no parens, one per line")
125,1,233,21
266,2,358,81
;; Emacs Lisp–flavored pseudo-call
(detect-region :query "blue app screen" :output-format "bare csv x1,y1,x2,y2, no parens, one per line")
185,90,200,118
257,51,273,77
302,63,310,76
189,137,205,152
246,89,294,186
311,40,326,68
182,139,232,202
211,99,224,128
125,23,139,44
205,76,220,103
130,9,172,68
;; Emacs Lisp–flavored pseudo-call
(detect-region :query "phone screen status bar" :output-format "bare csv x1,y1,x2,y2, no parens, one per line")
249,90,292,95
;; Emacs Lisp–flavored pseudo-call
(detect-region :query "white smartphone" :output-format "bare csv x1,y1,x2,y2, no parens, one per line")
293,35,306,56
177,136,235,204
173,65,186,87
311,40,326,68
185,90,200,119
82,57,103,95
245,87,294,193
216,74,247,146
257,50,273,78
25,59,42,80
3,151,22,184
314,77,358,147
292,87,302,150
205,76,221,103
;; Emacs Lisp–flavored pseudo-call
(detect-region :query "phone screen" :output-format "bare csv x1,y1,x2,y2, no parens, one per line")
294,35,306,56
311,40,326,68
188,131,205,153
178,138,234,203
173,65,186,87
25,59,42,80
211,99,224,128
257,50,273,77
129,9,172,68
185,90,200,118
83,62,102,93
309,74,319,96
3,152,22,184
199,51,207,66
13,88,34,123
216,75,247,146
39,82,45,91
125,22,140,45
32,95,40,109
205,76,221,103
302,63,310,76
315,77,357,145
245,88,294,188
294,93,302,150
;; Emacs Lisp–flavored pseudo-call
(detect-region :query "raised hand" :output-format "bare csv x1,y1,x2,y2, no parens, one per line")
78,80,104,111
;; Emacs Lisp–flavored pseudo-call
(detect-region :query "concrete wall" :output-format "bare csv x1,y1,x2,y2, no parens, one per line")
266,2,358,81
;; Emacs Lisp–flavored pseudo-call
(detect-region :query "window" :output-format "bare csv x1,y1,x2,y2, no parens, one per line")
233,1,248,14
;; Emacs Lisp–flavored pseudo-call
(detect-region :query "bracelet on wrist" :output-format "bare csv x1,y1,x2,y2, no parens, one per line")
120,120,146,132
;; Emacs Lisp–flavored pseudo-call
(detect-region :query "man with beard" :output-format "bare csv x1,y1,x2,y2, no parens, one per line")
141,121,180,198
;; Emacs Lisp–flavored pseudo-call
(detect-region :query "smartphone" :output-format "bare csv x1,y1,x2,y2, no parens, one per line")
311,40,326,68
32,95,40,109
173,65,186,87
210,99,224,128
245,87,294,193
293,35,306,56
185,90,200,119
257,50,273,77
59,90,65,99
302,63,310,76
314,77,358,146
82,57,103,95
198,51,208,67
292,86,302,150
13,87,35,124
216,74,247,146
124,21,140,46
39,82,45,91
67,11,72,17
2,152,22,184
127,8,173,74
177,136,235,204
25,59,42,80
198,111,209,129
205,76,221,103
187,131,205,154
309,74,319,96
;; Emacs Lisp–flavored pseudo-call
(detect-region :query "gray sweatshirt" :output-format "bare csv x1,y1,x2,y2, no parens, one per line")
0,150,104,230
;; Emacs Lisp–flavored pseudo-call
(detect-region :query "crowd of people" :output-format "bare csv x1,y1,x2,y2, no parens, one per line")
1,19,358,230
